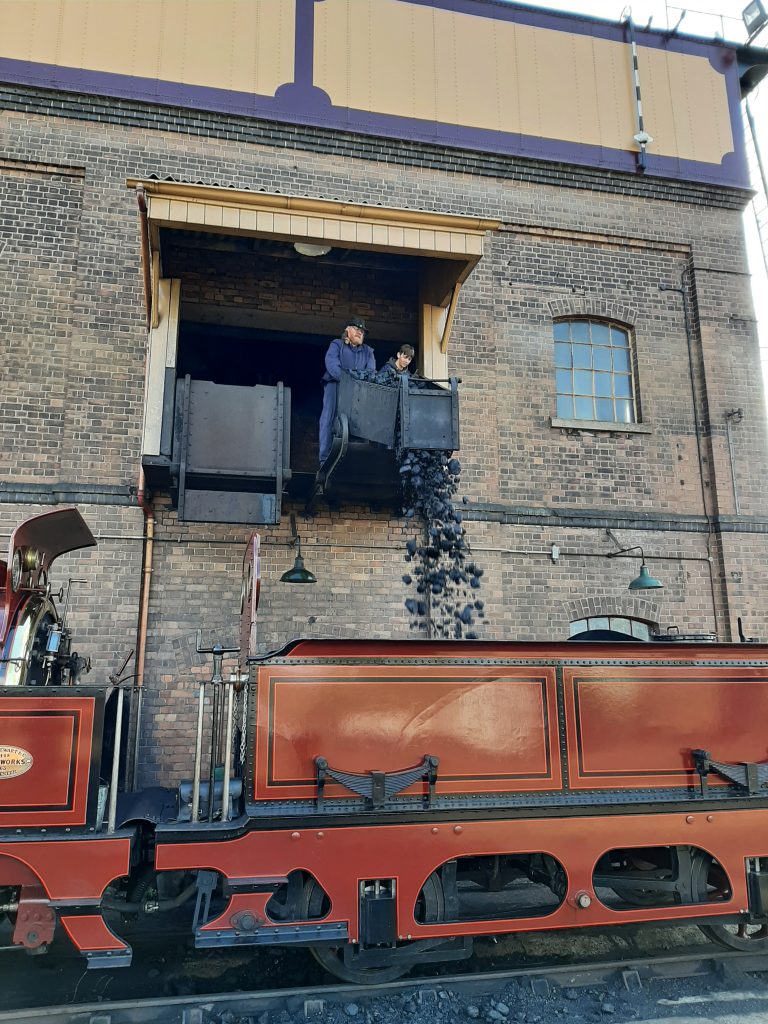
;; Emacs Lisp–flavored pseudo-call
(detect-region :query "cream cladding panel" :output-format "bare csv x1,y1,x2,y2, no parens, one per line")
0,0,294,97
314,0,734,165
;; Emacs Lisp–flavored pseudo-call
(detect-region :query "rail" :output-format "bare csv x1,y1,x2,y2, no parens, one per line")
2,946,768,1023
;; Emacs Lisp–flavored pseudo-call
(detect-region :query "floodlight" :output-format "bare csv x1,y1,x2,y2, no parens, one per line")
744,1,768,41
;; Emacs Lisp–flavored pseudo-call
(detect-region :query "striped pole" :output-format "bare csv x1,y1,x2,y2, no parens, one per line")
625,15,653,173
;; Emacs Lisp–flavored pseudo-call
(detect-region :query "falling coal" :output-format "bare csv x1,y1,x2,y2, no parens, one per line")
347,368,486,638
398,448,485,638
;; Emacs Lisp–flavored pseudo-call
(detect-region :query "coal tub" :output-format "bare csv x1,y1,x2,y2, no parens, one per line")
312,372,460,505
336,372,460,452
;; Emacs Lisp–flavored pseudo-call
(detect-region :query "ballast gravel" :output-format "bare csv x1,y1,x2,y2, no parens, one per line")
201,968,768,1024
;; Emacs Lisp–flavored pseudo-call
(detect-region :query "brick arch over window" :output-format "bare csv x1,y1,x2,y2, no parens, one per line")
561,596,660,635
547,298,638,326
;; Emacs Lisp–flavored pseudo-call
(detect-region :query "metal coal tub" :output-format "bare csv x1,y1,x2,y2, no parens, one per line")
336,372,400,448
399,375,460,451
312,371,461,508
335,372,460,452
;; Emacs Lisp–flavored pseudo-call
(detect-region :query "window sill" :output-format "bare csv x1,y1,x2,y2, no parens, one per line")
550,417,652,435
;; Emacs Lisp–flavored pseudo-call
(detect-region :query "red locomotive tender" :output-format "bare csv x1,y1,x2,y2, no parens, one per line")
3,508,768,981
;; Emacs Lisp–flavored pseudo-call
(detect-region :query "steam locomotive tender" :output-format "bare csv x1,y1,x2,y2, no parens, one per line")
3,508,768,982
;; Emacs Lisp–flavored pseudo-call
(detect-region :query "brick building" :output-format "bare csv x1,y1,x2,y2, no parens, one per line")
1,0,768,784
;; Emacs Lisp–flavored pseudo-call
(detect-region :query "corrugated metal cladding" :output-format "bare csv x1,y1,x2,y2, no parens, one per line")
0,0,749,187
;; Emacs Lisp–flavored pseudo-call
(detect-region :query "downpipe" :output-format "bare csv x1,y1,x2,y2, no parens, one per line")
659,270,723,637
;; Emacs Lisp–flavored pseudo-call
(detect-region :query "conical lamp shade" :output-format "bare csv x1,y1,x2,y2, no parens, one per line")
628,563,663,590
280,554,317,584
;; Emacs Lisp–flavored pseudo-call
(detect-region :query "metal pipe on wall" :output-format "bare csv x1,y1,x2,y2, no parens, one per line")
191,681,206,824
725,409,744,516
659,269,723,637
107,685,125,834
130,184,158,791
221,677,236,822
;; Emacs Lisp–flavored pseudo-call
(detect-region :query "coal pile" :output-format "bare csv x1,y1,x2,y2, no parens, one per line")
400,451,484,638
347,369,486,638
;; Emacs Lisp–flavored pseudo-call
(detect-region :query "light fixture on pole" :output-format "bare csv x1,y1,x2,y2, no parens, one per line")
606,544,664,591
280,513,317,584
744,1,768,41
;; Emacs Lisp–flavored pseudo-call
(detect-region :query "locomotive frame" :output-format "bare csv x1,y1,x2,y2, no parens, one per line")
3,509,768,982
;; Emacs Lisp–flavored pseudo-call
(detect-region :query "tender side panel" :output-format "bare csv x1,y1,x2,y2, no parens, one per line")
155,806,763,942
253,664,560,801
0,696,95,826
0,836,132,900
564,665,768,790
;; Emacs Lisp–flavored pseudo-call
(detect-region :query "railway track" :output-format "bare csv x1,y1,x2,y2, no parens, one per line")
3,945,768,1024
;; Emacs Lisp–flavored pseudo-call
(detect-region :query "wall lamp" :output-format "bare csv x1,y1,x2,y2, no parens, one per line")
605,531,664,591
280,513,317,584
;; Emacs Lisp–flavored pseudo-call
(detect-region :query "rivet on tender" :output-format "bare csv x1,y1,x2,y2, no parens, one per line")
686,815,694,824
431,827,439,834
291,831,301,840
453,825,463,835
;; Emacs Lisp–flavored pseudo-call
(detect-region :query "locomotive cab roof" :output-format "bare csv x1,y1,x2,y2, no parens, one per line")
7,507,96,570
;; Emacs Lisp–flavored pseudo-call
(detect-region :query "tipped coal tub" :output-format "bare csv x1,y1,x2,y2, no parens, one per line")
313,372,460,505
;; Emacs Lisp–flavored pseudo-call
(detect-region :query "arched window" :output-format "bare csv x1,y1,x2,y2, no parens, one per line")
553,320,638,424
569,616,651,641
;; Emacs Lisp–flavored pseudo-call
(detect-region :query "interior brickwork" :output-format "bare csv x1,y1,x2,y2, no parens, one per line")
2,94,768,785
165,236,418,335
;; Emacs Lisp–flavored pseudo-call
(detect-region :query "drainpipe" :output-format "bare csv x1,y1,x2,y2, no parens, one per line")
659,269,723,637
130,188,157,789
132,471,154,791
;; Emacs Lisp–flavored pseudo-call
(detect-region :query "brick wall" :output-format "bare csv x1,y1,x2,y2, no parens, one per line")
2,90,768,785
0,501,144,682
165,236,418,333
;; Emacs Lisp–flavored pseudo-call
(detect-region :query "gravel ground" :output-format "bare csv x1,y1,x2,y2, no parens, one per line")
4,920,768,1023
185,965,768,1024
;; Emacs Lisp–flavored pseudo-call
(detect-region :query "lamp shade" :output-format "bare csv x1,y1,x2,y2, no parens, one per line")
628,563,663,591
294,242,331,257
280,554,317,584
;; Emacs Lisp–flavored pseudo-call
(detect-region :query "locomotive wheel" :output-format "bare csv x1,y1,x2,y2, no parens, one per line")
614,848,713,908
700,922,768,951
696,858,768,950
302,872,444,984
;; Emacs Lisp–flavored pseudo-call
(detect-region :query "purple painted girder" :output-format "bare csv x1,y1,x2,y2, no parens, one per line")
0,0,756,189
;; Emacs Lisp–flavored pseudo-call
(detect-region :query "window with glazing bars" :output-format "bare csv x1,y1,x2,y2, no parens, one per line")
569,616,650,640
553,320,637,423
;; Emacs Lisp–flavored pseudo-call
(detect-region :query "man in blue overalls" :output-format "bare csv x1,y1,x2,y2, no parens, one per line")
318,317,375,466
